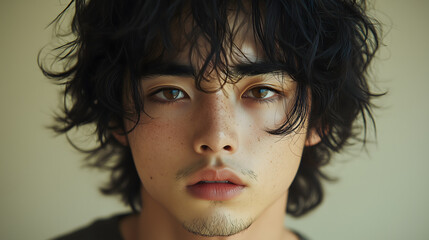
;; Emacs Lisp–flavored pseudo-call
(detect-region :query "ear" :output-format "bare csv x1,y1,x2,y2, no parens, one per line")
305,128,322,147
112,129,129,146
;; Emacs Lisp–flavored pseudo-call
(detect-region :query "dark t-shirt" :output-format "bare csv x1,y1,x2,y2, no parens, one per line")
52,213,308,240
53,213,127,240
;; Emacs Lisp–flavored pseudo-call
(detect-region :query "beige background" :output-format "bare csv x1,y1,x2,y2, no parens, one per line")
1,0,428,239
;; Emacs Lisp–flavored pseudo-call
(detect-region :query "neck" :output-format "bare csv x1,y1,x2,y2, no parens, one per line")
120,188,296,240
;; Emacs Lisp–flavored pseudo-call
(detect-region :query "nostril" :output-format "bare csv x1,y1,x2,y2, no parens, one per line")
223,145,232,151
200,145,232,152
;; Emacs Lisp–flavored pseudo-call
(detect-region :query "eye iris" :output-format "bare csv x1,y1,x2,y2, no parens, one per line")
164,89,180,100
252,88,269,98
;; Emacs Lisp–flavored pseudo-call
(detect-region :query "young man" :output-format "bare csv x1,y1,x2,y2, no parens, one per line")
40,0,380,239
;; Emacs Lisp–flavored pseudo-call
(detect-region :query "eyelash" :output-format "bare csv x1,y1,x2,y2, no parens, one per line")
242,86,283,103
147,86,283,104
148,87,188,105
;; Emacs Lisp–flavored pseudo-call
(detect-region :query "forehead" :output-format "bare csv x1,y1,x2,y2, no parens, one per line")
161,2,266,69
134,1,293,91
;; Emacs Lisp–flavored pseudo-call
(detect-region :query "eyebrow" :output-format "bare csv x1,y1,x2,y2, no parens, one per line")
233,62,285,76
141,61,286,78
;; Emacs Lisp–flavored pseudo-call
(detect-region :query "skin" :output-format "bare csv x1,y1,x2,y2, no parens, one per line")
114,14,320,240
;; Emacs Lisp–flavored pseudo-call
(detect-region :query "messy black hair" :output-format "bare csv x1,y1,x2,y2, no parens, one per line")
39,0,381,217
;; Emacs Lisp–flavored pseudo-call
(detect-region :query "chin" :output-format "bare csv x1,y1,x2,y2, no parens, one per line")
181,213,253,237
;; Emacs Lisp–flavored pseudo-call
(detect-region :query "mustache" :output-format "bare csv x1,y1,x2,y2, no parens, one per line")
175,157,258,182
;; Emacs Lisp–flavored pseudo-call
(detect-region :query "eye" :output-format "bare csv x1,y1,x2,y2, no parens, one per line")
149,88,187,103
242,86,280,102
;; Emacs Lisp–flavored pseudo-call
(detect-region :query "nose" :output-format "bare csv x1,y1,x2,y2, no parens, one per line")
192,92,238,155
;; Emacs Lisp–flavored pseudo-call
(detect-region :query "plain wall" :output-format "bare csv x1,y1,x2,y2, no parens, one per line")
1,0,428,239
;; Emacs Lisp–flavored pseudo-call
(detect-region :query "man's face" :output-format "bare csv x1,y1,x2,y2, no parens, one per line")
121,26,312,237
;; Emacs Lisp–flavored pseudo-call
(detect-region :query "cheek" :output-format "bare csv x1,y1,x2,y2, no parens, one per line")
267,143,301,186
239,101,303,179
251,101,303,185
243,98,291,135
271,141,302,187
125,119,187,189
249,130,306,197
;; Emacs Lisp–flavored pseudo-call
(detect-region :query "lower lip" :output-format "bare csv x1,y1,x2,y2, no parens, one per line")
187,183,245,201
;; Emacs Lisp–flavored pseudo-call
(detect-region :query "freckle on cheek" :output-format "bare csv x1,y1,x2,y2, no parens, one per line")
150,176,153,180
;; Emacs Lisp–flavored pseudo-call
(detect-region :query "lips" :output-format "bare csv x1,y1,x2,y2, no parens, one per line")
186,169,246,186
186,169,246,201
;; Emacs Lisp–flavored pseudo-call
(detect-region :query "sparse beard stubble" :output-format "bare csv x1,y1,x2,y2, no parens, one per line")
182,213,253,237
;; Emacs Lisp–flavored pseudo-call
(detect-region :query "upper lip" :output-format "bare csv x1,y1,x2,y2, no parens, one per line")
187,168,246,186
